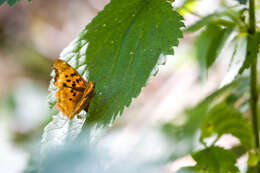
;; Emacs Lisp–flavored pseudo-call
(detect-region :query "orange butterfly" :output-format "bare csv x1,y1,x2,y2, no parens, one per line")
53,59,95,120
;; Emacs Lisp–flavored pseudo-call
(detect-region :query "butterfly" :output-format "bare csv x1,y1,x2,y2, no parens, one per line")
53,59,95,120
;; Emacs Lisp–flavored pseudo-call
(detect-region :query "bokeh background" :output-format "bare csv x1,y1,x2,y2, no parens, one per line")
0,0,248,172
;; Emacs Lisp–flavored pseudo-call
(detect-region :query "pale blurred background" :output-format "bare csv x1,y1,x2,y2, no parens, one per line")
0,0,243,172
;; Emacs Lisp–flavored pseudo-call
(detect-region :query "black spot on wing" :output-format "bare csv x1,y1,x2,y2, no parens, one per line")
70,73,76,77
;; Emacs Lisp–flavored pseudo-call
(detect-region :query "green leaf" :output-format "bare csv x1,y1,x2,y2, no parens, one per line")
221,35,247,86
185,9,243,33
189,147,239,173
195,25,215,71
79,0,183,126
0,0,31,6
200,102,254,149
195,24,233,71
46,0,184,141
185,13,236,33
206,27,233,68
239,33,259,74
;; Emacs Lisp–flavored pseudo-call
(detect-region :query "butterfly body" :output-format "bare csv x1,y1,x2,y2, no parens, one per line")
53,59,95,120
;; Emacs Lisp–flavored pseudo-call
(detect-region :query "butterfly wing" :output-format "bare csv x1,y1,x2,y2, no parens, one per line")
71,81,95,117
56,87,84,120
53,59,87,90
53,59,95,120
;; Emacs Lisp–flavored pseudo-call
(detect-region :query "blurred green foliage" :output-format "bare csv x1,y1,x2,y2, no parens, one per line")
200,102,254,149
195,24,233,70
178,147,239,173
160,78,250,161
0,0,31,6
237,0,248,4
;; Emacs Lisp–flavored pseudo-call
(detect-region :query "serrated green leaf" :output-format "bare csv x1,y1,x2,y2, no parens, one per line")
75,0,183,126
239,33,259,74
200,102,254,149
47,0,183,130
195,25,233,71
191,147,239,173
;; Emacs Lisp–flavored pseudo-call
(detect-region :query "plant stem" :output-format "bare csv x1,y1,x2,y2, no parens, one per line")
249,0,259,148
251,63,259,148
